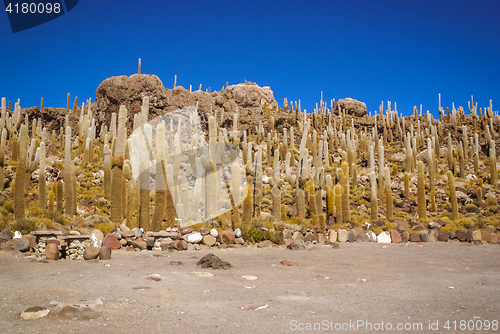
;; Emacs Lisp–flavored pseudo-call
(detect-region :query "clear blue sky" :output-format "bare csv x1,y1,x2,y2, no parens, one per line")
0,0,499,116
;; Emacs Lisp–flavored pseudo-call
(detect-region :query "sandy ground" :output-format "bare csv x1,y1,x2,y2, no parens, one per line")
1,242,499,334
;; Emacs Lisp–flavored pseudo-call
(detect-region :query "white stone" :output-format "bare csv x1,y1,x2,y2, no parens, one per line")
367,231,377,242
234,228,242,238
376,231,391,243
13,231,22,239
328,230,337,243
210,229,218,237
183,232,203,244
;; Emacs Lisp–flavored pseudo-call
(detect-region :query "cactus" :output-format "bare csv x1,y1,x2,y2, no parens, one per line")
151,123,167,231
0,128,6,192
242,175,253,233
369,171,378,221
38,143,47,209
63,126,75,217
447,170,459,221
110,105,127,223
340,161,350,223
489,139,497,188
417,160,426,220
334,183,343,225
56,181,64,215
477,178,483,206
14,125,29,221
384,166,393,220
48,190,55,213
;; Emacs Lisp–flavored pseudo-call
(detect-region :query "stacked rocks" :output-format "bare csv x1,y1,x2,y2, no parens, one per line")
63,236,91,261
31,231,62,254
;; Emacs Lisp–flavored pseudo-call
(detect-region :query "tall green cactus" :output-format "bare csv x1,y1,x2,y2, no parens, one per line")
0,128,6,192
369,171,378,221
14,124,29,221
38,142,47,209
447,170,458,221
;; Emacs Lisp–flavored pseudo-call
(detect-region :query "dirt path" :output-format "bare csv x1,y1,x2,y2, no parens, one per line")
1,243,499,333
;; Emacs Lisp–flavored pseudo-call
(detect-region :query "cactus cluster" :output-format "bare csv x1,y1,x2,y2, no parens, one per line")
0,91,499,241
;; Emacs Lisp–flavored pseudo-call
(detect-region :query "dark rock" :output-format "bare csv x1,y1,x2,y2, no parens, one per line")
409,233,421,242
455,228,467,241
465,229,473,243
99,245,112,260
102,234,121,250
196,253,232,269
347,231,355,243
419,232,429,242
401,231,409,243
437,230,449,242
327,215,335,226
448,231,456,240
146,238,155,250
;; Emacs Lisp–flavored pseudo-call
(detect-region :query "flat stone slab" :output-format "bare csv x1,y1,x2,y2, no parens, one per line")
50,298,103,308
30,231,63,236
149,231,178,238
61,235,91,240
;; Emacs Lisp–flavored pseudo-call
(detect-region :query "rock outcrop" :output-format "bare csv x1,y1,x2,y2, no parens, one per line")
336,97,367,117
94,74,283,134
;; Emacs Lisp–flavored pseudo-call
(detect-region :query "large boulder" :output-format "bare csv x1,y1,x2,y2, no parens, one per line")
336,98,367,117
95,74,281,135
95,74,170,128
